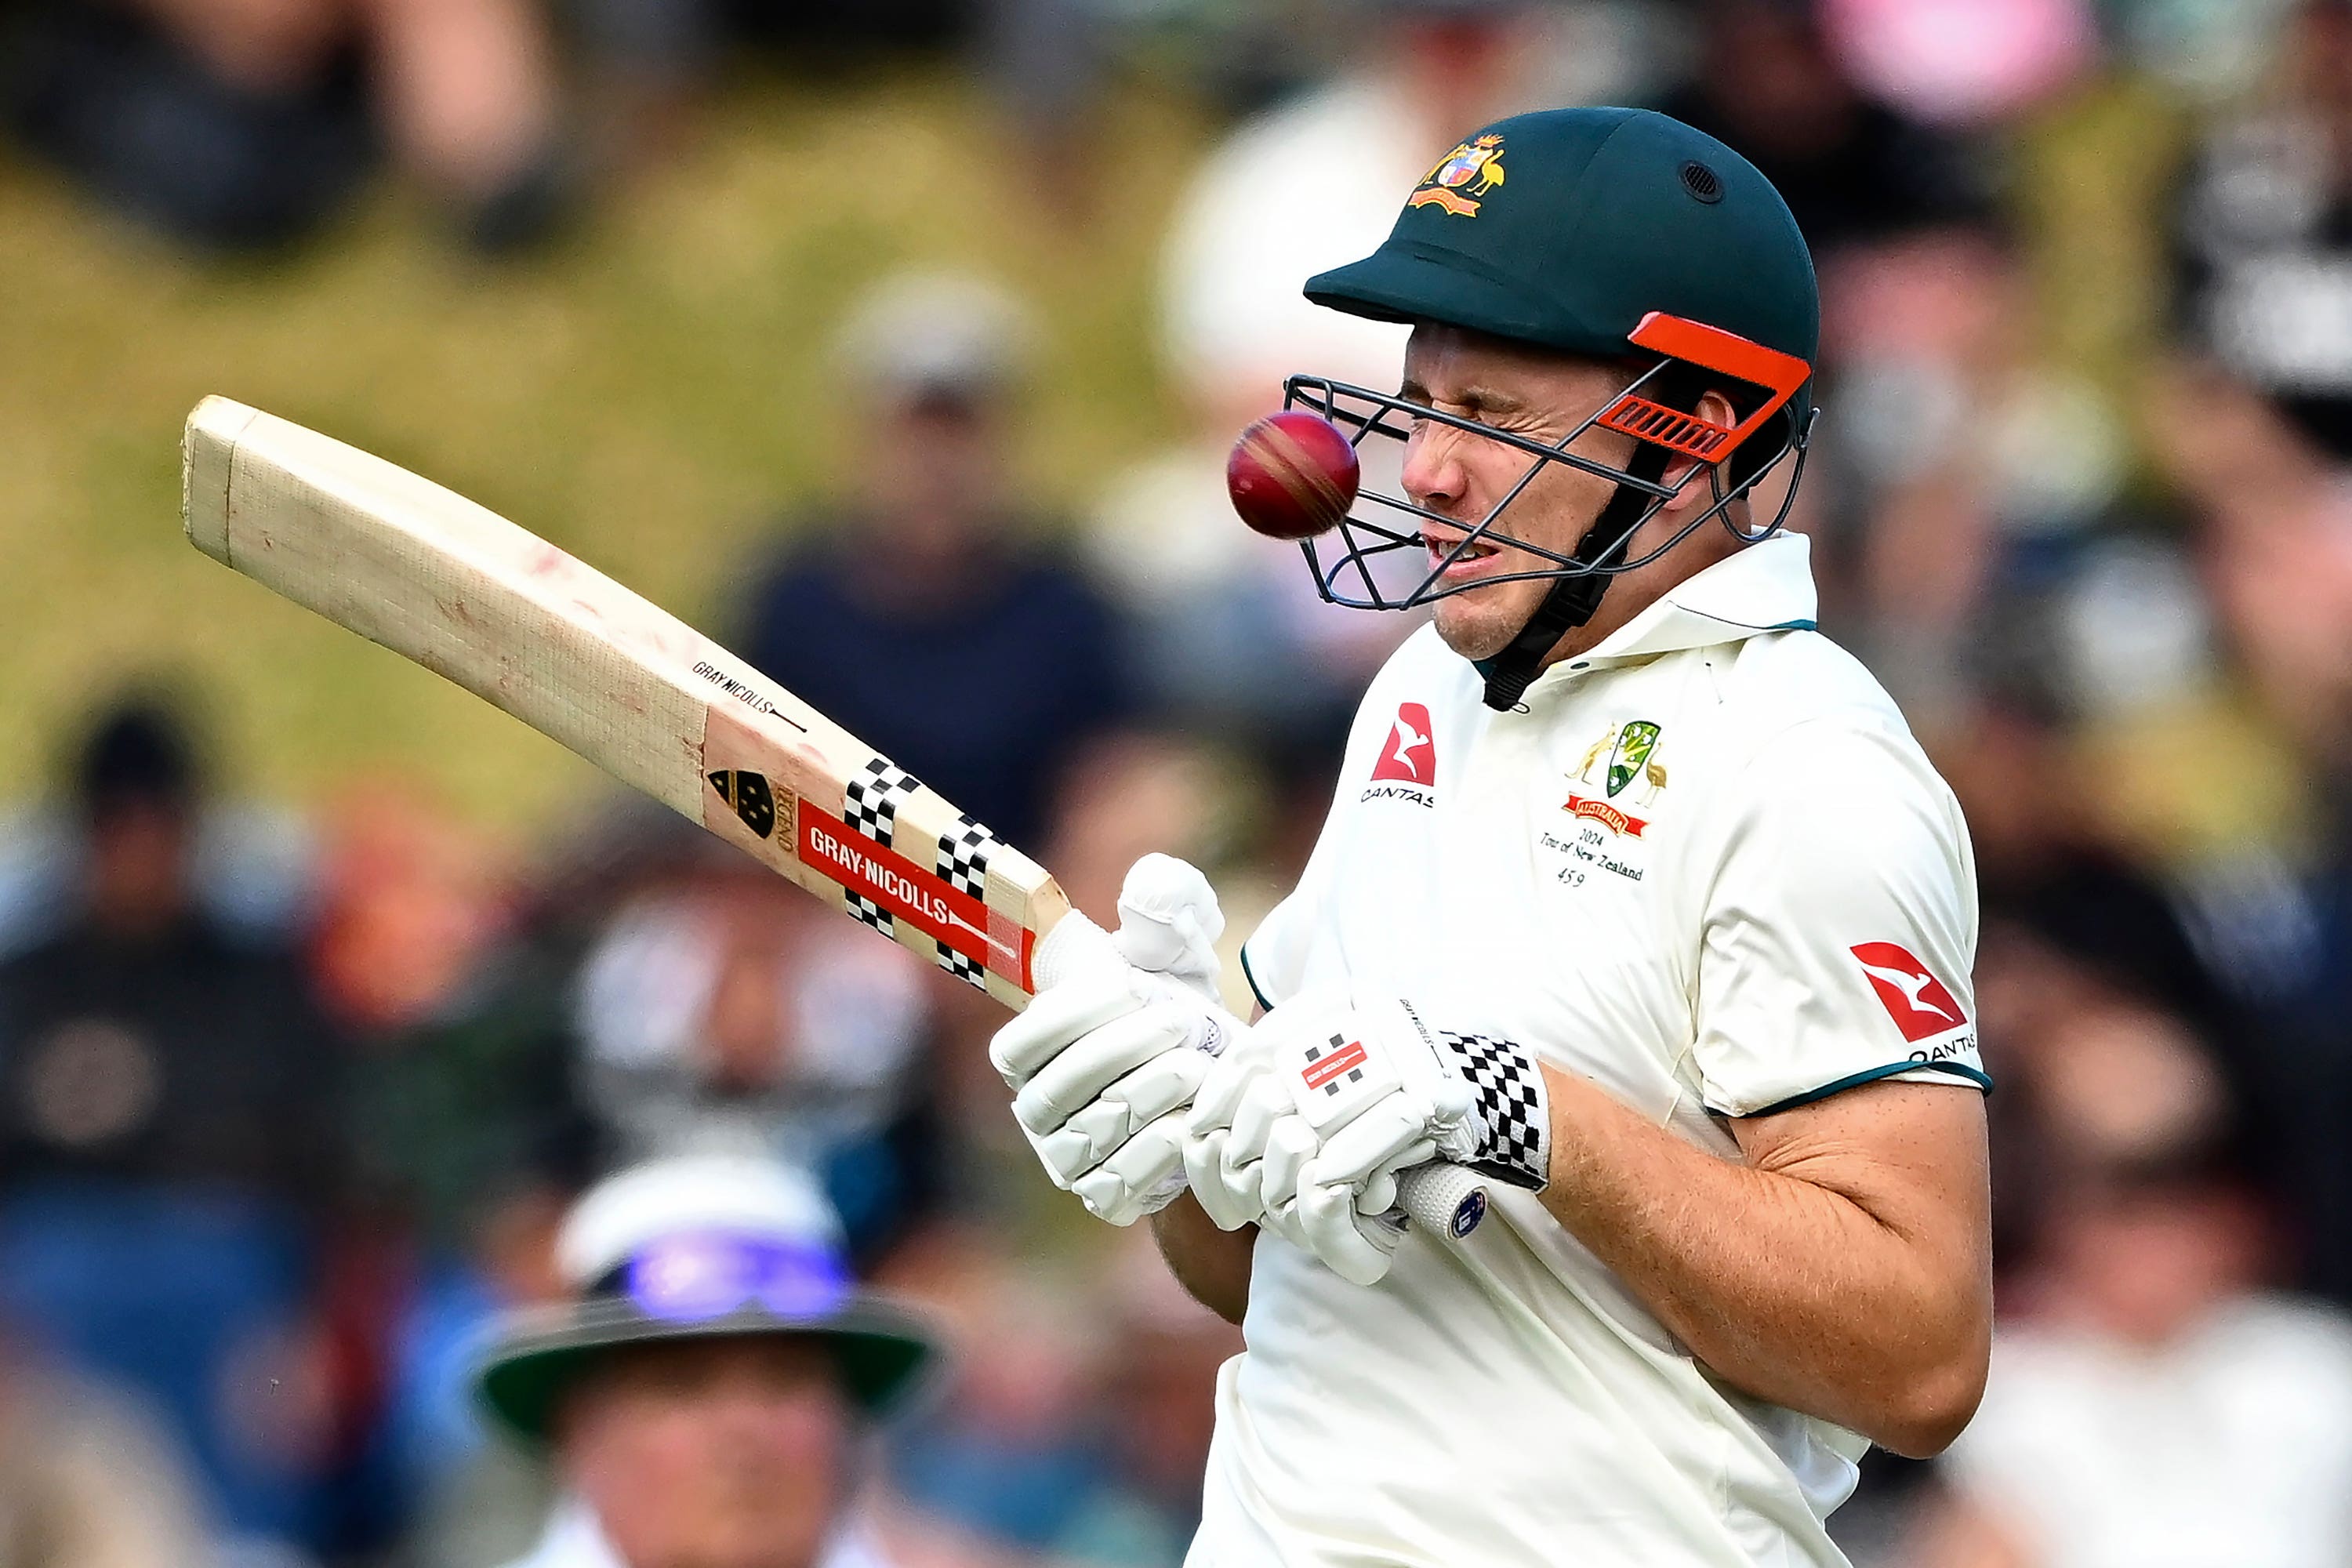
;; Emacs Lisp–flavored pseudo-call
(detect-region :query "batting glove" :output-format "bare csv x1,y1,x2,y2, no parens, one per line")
1108,852,1227,1005
1187,993,1551,1284
988,856,1240,1225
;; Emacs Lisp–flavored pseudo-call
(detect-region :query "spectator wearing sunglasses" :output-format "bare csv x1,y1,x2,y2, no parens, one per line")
472,1156,939,1568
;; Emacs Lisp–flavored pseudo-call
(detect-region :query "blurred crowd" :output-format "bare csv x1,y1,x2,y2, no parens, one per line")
5,1,2352,1566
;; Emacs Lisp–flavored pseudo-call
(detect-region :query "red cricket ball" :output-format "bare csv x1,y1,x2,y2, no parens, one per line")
1226,411,1360,541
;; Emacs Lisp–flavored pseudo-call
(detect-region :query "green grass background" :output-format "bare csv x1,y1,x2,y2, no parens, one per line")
0,71,1206,828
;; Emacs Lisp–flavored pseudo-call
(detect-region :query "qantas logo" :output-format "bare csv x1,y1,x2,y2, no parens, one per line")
1370,703,1436,786
1850,942,1966,1043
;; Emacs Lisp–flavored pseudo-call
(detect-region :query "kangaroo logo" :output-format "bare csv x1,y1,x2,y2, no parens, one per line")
1371,703,1438,788
1850,942,1967,1043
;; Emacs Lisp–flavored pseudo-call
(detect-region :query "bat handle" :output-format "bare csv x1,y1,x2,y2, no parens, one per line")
1396,1160,1490,1240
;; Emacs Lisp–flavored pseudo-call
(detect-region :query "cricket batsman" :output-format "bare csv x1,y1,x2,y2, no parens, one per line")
990,106,1993,1566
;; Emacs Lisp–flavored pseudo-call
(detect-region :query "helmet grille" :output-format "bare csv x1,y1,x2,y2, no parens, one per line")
1679,161,1723,203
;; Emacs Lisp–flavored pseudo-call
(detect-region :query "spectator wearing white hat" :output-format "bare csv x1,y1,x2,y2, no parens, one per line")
474,1156,938,1568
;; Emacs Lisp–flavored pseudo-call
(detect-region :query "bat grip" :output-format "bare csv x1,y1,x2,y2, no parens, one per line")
1396,1160,1490,1240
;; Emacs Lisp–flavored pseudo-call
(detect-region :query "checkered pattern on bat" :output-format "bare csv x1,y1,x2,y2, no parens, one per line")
927,815,1003,990
1439,1030,1549,1191
935,946,985,986
844,889,893,936
935,816,1001,899
843,758,922,848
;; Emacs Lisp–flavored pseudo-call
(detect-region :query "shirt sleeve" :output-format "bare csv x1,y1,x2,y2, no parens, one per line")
1691,717,1989,1117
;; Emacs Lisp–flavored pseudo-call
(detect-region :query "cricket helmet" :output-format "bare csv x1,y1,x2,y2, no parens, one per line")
1292,106,1820,709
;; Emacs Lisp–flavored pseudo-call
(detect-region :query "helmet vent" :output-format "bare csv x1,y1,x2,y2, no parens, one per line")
1679,161,1723,203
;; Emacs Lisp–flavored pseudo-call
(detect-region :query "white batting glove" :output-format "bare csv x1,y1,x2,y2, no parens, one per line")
988,857,1239,1225
1109,852,1225,1005
1189,993,1551,1284
1180,1018,1299,1232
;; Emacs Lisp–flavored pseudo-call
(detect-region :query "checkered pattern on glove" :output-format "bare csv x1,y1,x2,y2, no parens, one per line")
1437,1030,1549,1192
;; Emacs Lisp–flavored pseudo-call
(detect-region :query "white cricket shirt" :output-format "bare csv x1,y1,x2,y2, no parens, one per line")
1200,534,1987,1568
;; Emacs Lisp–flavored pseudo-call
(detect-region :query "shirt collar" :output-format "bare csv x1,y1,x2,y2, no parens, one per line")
1540,532,1817,678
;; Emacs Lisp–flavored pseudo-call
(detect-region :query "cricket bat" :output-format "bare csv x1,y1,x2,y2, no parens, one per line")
180,397,1489,1241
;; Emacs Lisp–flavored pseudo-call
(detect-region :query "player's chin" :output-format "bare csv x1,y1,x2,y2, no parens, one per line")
1432,578,1543,662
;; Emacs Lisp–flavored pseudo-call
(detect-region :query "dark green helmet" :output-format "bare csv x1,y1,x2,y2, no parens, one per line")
1281,107,1822,710
1307,106,1818,375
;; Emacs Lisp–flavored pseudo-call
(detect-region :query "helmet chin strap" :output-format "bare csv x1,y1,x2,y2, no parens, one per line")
1472,439,1675,711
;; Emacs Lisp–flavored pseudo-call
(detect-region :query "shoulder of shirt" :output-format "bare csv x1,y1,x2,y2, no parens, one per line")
1697,626,1927,767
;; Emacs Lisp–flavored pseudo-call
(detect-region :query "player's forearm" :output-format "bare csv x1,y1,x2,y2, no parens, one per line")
1533,1070,1990,1457
1151,1192,1257,1324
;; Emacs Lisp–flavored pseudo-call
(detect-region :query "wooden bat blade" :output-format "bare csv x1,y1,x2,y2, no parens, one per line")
180,395,1067,1005
176,397,1487,1242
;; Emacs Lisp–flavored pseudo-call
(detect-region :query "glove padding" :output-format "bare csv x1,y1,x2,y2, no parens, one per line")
1110,852,1225,1004
1185,993,1550,1284
991,976,1240,1223
988,855,1236,1226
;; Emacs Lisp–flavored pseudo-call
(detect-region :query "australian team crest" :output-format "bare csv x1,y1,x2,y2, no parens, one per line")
1410,134,1507,216
1605,720,1662,799
1563,720,1667,839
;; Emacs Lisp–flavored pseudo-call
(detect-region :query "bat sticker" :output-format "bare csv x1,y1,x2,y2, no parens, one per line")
691,661,807,728
797,803,1031,989
706,769,776,839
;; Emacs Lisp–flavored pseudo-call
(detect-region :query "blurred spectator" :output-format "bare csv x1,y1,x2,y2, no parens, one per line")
2111,0,2305,102
2143,360,2352,777
0,696,345,1203
570,853,946,1261
353,812,699,1545
0,734,314,966
0,694,355,1554
309,785,519,1037
1658,0,1992,256
1913,1127,2352,1565
0,0,567,250
884,1241,1110,1559
348,804,704,1262
2174,0,2352,462
1093,2,1563,771
880,1229,1236,1567
2130,358,2352,1301
1816,0,2096,127
472,1154,938,1568
1812,221,2132,715
0,1341,215,1568
570,0,968,168
2271,801,2352,1303
1038,732,1253,933
1052,1240,1242,1566
1155,4,1560,421
733,271,1131,851
1936,693,2229,1033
